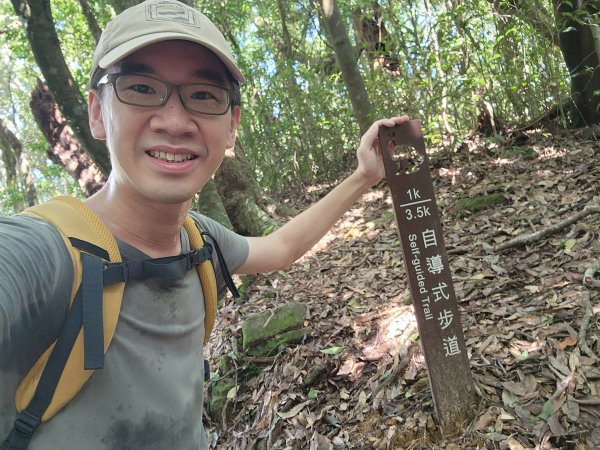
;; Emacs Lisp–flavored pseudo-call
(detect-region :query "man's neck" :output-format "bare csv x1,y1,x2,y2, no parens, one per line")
85,185,191,258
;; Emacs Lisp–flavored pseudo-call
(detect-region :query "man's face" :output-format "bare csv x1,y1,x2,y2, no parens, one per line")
88,40,240,205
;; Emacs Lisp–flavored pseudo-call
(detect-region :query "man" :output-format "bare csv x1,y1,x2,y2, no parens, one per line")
0,0,407,448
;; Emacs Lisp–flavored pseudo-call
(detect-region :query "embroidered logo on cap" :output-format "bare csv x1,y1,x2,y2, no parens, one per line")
146,1,201,28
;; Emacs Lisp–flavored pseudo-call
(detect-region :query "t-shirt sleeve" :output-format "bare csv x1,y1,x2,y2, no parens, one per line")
188,212,249,293
0,215,73,372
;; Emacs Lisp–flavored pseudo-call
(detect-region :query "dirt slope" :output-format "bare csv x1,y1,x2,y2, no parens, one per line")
206,132,600,450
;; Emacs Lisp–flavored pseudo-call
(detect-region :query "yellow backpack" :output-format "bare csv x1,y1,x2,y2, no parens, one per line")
2,196,237,450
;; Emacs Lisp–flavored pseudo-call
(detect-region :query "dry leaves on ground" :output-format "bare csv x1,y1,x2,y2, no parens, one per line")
206,132,600,450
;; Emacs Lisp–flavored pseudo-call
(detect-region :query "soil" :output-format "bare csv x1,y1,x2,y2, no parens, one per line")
205,131,600,450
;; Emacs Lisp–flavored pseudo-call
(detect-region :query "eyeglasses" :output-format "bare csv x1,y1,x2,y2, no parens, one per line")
97,73,232,115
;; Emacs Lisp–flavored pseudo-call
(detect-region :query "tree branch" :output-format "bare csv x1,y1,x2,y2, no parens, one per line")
493,205,600,252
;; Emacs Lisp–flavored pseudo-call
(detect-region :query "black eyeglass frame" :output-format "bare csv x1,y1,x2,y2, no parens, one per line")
96,73,233,116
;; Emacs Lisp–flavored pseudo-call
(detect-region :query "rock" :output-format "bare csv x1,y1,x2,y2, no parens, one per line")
304,363,328,387
242,301,309,356
207,378,236,424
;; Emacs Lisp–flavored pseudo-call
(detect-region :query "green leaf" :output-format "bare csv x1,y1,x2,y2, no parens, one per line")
502,389,518,408
518,350,529,361
564,239,577,251
347,298,366,312
226,386,239,400
307,388,318,400
539,399,554,420
320,346,345,355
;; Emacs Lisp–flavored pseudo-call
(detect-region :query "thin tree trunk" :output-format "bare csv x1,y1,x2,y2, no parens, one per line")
424,0,453,136
553,0,600,126
0,122,18,186
488,0,558,45
318,0,374,134
0,117,37,210
275,0,321,182
78,0,102,43
30,81,106,197
11,0,111,174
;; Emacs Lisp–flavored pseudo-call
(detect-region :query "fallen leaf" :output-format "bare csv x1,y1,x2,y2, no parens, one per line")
562,396,580,421
227,386,239,400
538,399,554,420
506,436,527,450
320,346,345,355
556,336,577,349
277,400,312,420
502,389,518,408
564,239,577,251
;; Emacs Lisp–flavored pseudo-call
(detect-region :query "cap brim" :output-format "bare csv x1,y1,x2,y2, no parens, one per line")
98,32,245,84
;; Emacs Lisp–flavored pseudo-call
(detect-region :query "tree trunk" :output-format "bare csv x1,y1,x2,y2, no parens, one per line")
11,0,111,174
30,81,106,196
553,0,600,126
351,4,401,76
0,122,18,186
0,117,37,211
108,0,137,13
78,0,102,43
196,179,234,230
214,142,280,236
424,0,453,136
317,0,374,134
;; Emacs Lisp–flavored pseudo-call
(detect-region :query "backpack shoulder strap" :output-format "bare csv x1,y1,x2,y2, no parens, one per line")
15,196,124,422
182,216,218,344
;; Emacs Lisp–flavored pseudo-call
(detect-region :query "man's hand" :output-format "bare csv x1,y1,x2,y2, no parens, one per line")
355,115,410,186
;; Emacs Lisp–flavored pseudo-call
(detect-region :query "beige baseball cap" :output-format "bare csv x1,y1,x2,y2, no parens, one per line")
90,0,244,84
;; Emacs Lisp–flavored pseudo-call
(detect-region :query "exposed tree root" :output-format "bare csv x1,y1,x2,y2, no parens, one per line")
583,259,600,288
580,261,600,361
373,343,416,399
577,291,597,361
493,205,600,252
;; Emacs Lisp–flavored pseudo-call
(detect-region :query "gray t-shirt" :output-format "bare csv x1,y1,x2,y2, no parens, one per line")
0,211,248,449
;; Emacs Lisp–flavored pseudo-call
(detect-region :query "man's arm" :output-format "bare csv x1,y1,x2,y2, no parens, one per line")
236,115,409,274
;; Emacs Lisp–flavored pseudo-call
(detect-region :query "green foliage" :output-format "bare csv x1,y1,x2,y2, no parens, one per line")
0,0,576,201
52,0,97,87
0,181,24,215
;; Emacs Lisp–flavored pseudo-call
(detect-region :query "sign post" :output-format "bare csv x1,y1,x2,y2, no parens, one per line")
379,120,477,431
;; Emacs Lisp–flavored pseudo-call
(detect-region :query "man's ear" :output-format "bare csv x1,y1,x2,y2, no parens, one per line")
88,90,106,140
226,106,241,149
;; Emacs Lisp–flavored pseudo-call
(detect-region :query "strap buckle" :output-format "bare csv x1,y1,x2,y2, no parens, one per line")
14,411,41,435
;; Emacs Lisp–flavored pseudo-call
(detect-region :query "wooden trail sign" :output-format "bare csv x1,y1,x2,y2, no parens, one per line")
379,120,477,431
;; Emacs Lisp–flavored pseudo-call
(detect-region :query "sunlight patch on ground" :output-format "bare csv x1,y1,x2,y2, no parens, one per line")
491,157,516,166
362,189,386,202
436,167,462,185
302,194,387,259
339,305,417,382
535,144,566,160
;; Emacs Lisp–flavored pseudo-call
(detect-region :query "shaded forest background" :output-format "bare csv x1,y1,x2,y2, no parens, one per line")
0,0,598,222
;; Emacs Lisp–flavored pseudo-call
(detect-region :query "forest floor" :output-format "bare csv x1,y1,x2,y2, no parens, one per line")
205,129,600,450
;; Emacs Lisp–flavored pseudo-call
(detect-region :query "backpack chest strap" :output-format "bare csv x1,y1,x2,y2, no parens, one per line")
102,246,213,284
